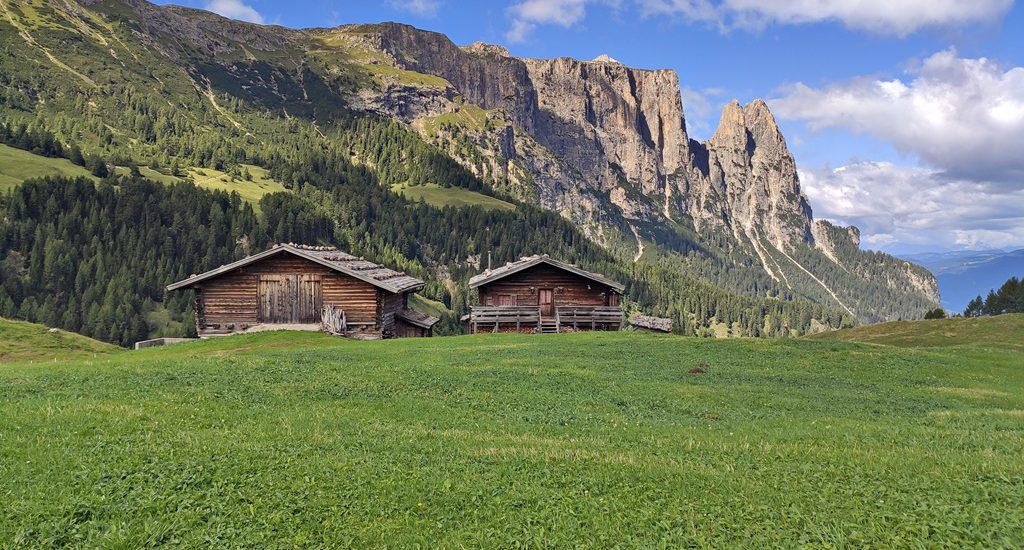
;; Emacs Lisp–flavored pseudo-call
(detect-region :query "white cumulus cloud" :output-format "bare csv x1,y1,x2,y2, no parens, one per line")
800,162,1024,251
504,1,1013,44
638,0,1013,35
505,0,616,42
389,0,442,17
203,0,264,23
772,49,1024,185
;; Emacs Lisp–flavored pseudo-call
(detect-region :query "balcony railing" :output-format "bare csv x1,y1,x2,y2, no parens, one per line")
469,305,624,333
470,306,541,332
555,306,623,331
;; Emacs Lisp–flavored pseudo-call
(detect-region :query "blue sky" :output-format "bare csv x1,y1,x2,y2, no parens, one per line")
163,0,1024,254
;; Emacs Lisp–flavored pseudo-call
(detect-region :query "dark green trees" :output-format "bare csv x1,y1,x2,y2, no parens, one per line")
964,277,1024,317
0,176,267,346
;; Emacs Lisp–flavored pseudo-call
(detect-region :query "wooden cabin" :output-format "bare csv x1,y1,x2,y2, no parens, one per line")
466,255,624,334
167,244,438,338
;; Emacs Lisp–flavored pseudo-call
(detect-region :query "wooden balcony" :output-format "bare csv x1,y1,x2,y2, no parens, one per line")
469,305,623,333
470,306,542,333
555,306,623,331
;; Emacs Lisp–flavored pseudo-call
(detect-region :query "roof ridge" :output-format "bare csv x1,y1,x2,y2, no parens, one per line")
167,245,425,294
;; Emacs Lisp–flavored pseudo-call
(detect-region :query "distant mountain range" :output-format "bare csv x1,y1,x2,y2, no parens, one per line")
901,249,1024,312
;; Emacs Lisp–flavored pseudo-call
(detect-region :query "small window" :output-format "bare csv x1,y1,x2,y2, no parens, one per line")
607,293,620,307
498,294,517,306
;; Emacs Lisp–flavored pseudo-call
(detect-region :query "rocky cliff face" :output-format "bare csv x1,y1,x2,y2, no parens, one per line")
346,23,938,313
698,99,813,248
362,24,814,246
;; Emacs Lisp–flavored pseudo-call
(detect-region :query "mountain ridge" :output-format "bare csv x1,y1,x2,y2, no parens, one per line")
0,0,939,327
342,22,938,318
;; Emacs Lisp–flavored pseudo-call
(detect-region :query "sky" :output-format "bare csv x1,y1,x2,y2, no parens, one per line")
158,0,1024,255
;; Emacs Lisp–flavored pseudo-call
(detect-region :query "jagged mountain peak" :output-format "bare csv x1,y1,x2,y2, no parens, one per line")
709,99,749,149
742,99,787,149
708,98,785,150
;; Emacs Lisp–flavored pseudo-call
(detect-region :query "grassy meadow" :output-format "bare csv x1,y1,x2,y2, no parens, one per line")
0,144,96,192
391,182,517,212
186,165,287,209
0,145,286,209
0,318,117,363
1,317,1022,546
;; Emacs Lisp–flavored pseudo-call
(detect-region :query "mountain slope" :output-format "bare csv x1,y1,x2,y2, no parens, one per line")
0,0,935,329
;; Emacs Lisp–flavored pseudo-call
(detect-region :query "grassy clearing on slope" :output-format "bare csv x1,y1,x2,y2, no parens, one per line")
418,104,500,135
187,165,286,208
0,144,96,191
0,145,285,207
1,327,1022,546
408,293,451,319
808,313,1024,350
112,165,182,185
392,182,516,212
0,318,119,364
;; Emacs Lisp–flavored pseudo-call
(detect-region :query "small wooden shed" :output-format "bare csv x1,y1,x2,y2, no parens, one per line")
629,315,673,333
167,244,438,338
466,255,625,334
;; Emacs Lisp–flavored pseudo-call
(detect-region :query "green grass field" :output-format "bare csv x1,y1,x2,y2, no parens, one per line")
112,165,183,185
0,144,97,191
392,182,516,212
0,318,117,363
808,313,1024,350
1,317,1022,546
187,165,287,209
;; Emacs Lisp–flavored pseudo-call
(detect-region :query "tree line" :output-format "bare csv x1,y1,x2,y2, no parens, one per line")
963,277,1024,317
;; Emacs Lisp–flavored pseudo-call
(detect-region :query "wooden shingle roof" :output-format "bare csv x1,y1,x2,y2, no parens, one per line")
629,315,673,333
166,244,425,294
397,308,440,328
468,254,625,291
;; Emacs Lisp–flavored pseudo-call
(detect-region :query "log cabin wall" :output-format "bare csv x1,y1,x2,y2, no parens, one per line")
196,254,379,332
476,264,617,310
379,292,406,336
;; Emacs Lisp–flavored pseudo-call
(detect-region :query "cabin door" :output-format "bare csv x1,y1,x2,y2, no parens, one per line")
539,288,554,317
259,275,322,323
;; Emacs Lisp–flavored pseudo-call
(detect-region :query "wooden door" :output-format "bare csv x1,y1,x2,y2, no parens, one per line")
259,275,286,323
539,288,554,317
259,275,322,323
295,274,322,323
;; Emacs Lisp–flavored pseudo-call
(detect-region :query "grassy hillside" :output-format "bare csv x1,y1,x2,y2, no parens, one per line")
187,165,287,209
391,182,517,212
407,293,451,319
0,144,284,208
1,329,1021,545
0,318,119,363
808,313,1024,350
0,144,96,191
